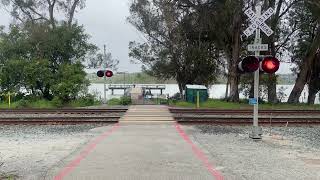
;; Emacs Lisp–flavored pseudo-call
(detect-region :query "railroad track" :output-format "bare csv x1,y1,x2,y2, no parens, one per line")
0,108,128,114
169,108,320,115
170,108,320,124
0,108,128,124
0,116,120,124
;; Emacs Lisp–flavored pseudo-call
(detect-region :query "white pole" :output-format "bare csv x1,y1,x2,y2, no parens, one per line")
250,4,262,139
254,4,261,127
104,45,107,104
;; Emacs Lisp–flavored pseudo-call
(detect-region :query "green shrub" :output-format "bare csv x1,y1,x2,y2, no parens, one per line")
16,98,55,108
16,99,31,108
77,95,95,106
120,96,132,105
70,94,97,107
51,97,64,108
107,98,121,106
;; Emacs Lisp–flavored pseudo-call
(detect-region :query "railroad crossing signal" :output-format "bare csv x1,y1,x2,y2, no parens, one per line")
97,70,113,78
260,56,280,73
242,4,277,140
244,7,274,37
238,56,280,74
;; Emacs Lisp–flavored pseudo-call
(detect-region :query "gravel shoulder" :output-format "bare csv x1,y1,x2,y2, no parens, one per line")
0,124,112,180
182,125,320,180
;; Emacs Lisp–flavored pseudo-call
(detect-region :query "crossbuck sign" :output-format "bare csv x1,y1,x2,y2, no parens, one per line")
243,7,274,37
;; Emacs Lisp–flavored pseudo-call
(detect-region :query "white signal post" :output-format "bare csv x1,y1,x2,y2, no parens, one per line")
244,4,274,139
103,45,108,104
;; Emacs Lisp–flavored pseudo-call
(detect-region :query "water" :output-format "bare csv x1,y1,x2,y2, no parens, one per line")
88,83,320,104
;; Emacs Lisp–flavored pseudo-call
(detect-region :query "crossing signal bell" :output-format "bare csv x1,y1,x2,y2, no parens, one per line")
97,70,113,78
238,56,279,74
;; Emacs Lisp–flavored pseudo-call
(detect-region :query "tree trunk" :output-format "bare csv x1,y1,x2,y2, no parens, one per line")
68,0,80,27
48,0,56,28
228,9,242,102
225,76,229,99
267,74,278,103
288,28,320,103
228,65,239,102
307,84,317,104
266,0,283,103
267,38,278,103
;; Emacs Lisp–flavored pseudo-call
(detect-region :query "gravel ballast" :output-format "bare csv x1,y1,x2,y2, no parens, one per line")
182,125,320,180
0,124,112,180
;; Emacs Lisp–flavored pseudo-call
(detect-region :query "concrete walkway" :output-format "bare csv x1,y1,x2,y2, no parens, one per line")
50,105,222,180
119,105,175,123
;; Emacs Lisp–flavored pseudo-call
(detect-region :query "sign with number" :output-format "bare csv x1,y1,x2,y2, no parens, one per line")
247,44,268,51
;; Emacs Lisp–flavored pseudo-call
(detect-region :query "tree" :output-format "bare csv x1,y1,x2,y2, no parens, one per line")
128,0,222,94
0,23,95,100
87,52,119,71
307,51,320,104
262,0,300,103
287,0,320,103
1,0,86,27
214,0,245,102
51,62,89,102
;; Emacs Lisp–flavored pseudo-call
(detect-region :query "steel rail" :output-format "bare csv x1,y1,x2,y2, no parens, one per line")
0,108,128,114
169,108,320,115
0,116,120,124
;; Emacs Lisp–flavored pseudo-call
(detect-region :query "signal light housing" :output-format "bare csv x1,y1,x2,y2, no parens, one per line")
97,70,105,77
238,56,260,73
96,70,114,78
105,70,113,77
238,56,280,74
260,56,280,74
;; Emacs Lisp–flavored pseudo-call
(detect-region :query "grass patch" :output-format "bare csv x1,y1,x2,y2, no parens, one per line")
0,96,100,109
0,173,19,180
107,98,121,106
171,99,320,110
107,96,132,106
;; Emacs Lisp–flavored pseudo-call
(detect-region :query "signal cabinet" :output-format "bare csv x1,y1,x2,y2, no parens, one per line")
185,85,208,103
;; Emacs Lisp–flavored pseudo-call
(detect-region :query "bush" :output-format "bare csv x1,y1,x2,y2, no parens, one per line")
16,99,31,108
120,96,132,105
70,94,97,107
79,95,95,106
15,98,54,108
51,97,63,108
107,98,121,106
107,97,132,106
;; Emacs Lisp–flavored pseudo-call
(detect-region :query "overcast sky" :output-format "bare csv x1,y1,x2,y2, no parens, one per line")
0,0,292,74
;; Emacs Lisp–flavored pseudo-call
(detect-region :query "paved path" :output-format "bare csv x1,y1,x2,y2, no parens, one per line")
50,105,223,180
119,105,174,123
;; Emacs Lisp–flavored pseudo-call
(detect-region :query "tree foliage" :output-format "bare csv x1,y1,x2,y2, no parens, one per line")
287,0,320,103
87,52,119,71
1,0,85,27
128,0,223,93
0,23,94,101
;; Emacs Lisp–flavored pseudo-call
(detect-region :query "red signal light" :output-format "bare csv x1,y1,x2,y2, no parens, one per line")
260,57,280,73
238,56,259,73
97,70,105,77
105,70,113,77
